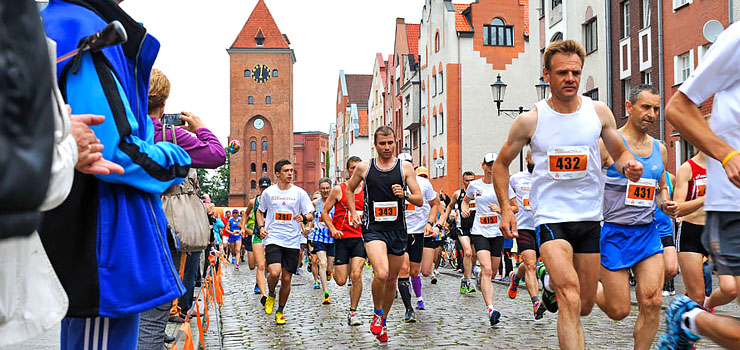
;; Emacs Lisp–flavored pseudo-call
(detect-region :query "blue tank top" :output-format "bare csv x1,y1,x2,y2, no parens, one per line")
655,170,675,237
311,198,335,244
228,217,241,233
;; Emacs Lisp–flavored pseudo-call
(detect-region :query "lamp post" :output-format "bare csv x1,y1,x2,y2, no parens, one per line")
335,168,342,185
490,75,550,170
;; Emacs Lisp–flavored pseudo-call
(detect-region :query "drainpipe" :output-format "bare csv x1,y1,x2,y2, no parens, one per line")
605,0,613,110
658,0,666,142
730,0,734,23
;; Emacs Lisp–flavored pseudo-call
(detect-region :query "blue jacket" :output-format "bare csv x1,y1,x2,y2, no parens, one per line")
39,0,191,318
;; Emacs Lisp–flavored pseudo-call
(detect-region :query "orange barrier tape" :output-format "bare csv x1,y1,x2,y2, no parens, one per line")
195,296,205,349
201,285,210,332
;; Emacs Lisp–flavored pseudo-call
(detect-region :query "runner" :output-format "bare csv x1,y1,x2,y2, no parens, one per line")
398,160,440,322
592,84,679,350
245,176,271,295
255,159,314,325
658,21,740,349
439,171,478,294
311,178,336,304
307,191,321,289
226,209,243,269
322,156,367,326
492,40,643,349
462,153,517,325
659,171,678,296
240,210,254,268
507,149,547,320
345,126,423,342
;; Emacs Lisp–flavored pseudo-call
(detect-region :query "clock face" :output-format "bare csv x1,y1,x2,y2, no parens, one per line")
251,64,271,84
253,118,265,130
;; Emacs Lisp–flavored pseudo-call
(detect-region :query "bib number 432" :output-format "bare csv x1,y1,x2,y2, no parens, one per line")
548,146,589,180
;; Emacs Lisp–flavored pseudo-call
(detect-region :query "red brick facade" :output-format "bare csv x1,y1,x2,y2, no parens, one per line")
293,132,329,195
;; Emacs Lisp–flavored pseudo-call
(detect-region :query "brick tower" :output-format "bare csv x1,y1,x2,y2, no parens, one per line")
228,0,295,206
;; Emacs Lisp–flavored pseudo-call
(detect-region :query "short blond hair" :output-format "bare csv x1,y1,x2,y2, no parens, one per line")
543,40,586,72
148,69,170,114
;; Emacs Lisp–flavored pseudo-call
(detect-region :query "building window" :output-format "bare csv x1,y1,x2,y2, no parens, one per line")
244,70,251,77
622,1,630,38
251,180,257,189
251,163,256,172
438,71,444,93
551,32,563,42
272,69,278,77
262,141,268,151
321,152,325,162
583,88,599,101
642,69,652,85
432,115,437,135
678,52,691,83
623,78,632,114
641,0,650,28
583,19,597,54
265,96,271,104
552,0,562,9
439,112,444,134
250,141,257,151
248,96,254,104
262,163,267,172
483,18,514,47
674,0,691,10
435,32,440,52
432,75,437,96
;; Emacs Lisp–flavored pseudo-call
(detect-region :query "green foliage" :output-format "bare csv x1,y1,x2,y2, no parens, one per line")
325,151,330,177
197,150,230,206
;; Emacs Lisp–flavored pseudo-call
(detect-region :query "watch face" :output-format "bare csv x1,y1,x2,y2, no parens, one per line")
251,64,271,84
253,118,264,130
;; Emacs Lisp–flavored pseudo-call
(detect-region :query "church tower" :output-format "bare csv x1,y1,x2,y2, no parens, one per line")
228,0,295,206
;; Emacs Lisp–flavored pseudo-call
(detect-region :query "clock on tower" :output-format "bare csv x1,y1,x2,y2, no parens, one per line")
251,64,271,84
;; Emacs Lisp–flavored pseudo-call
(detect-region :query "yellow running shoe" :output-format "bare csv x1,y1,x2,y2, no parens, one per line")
275,311,286,325
322,292,331,305
265,295,275,314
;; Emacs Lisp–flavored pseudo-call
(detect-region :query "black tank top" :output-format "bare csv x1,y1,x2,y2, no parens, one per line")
458,187,475,229
363,158,406,231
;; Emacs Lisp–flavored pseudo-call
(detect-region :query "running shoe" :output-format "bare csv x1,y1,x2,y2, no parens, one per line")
307,263,312,273
431,273,437,285
322,293,331,305
508,271,519,299
533,300,546,320
657,295,701,350
434,268,439,277
466,280,477,293
260,295,267,307
460,279,468,294
347,311,362,326
416,299,425,310
370,314,383,335
254,284,261,295
376,326,388,342
275,311,286,325
313,281,320,289
663,290,671,297
235,263,239,270
489,309,501,326
404,309,417,323
537,264,558,313
295,268,300,275
264,295,275,314
327,272,332,281
231,258,236,264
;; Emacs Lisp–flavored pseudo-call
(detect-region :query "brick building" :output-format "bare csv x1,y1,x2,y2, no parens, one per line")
293,131,329,195
227,0,296,205
390,19,420,156
368,53,388,159
334,71,372,179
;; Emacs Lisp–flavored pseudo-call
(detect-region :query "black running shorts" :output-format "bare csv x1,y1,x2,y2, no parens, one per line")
406,233,424,263
677,221,708,256
471,235,504,255
362,229,407,256
265,244,300,274
536,221,600,254
516,229,538,254
334,237,366,265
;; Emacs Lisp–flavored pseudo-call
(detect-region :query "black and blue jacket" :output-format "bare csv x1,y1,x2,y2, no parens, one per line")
39,0,192,318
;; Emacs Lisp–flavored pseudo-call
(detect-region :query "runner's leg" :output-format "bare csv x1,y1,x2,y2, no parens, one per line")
678,252,707,304
318,250,329,292
706,275,738,309
253,243,267,295
477,249,494,307
574,252,600,316
632,254,665,350
541,240,585,349
595,268,631,320
365,241,390,313
382,254,405,317
459,236,474,280
663,246,678,283
520,250,539,298
278,267,292,308
421,247,436,277
349,256,366,310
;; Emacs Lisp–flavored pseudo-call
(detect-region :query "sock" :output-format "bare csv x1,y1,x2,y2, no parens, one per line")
277,305,284,313
417,296,424,302
681,308,704,336
411,276,422,298
513,271,522,284
544,275,554,293
374,307,383,317
382,317,387,326
703,296,710,309
531,296,540,305
350,308,356,312
398,278,413,310
487,304,494,315
269,291,276,297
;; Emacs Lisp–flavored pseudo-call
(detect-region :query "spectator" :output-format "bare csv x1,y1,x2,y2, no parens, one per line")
39,1,192,349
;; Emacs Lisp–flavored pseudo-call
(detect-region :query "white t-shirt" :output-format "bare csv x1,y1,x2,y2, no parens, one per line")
679,22,740,212
466,178,515,238
259,184,314,249
510,171,535,230
404,176,437,234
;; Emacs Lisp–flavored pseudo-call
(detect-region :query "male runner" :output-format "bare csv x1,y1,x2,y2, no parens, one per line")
419,167,445,285
311,178,336,304
463,153,517,325
593,85,679,350
226,209,242,269
439,171,478,294
345,126,423,342
397,160,440,322
658,21,740,349
256,160,314,325
322,156,367,326
493,40,642,349
245,176,271,295
507,149,547,320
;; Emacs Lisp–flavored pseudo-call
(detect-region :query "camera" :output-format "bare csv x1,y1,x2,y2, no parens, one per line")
162,113,185,126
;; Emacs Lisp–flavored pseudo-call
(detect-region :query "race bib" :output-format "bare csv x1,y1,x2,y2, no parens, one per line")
479,215,499,226
373,201,398,222
625,178,657,207
469,200,476,209
274,210,293,222
548,145,589,180
523,196,531,210
349,210,364,227
404,202,416,212
696,178,706,197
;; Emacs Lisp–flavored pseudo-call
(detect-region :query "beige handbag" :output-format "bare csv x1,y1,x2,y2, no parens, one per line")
161,125,210,252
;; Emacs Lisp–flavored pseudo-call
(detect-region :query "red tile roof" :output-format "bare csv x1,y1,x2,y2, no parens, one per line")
454,4,471,32
406,24,420,56
519,0,529,36
345,74,373,106
231,0,289,49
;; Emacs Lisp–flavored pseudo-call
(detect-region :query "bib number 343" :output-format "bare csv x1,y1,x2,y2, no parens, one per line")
548,146,589,180
373,201,398,222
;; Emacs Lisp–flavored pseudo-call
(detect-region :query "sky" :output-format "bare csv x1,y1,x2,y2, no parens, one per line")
121,0,430,144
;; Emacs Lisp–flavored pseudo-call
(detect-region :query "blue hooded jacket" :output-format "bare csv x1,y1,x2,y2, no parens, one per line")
39,0,192,318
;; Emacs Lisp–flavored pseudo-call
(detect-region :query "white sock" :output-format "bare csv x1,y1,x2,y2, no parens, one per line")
703,296,710,309
544,275,554,293
680,308,704,336
487,304,494,315
417,296,423,302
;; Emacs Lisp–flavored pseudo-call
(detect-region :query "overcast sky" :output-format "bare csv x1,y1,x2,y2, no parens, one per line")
120,0,432,144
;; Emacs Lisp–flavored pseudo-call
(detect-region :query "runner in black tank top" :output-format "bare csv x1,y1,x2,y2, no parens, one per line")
438,171,478,294
343,126,423,343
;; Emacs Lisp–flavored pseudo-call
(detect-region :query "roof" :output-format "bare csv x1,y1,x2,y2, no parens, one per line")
230,0,289,49
454,4,471,32
345,74,373,106
376,53,386,69
405,23,420,56
375,53,388,89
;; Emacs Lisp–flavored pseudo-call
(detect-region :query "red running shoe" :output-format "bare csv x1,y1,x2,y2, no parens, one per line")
376,326,388,342
370,314,383,335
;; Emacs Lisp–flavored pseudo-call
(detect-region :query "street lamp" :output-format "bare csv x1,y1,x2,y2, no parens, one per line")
335,168,342,184
535,76,550,101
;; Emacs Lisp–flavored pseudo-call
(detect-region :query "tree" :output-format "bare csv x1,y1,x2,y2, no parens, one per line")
198,151,230,206
325,150,330,177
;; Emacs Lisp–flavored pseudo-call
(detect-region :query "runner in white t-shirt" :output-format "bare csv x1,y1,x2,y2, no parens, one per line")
256,159,314,325
658,22,740,349
462,153,517,326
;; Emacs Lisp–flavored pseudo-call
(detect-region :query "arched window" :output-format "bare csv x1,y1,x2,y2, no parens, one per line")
262,163,268,172
484,17,514,46
250,180,256,189
250,141,257,151
244,70,251,77
250,163,256,172
262,141,268,151
248,96,254,104
434,31,440,52
266,96,271,104
272,69,279,77
551,32,563,42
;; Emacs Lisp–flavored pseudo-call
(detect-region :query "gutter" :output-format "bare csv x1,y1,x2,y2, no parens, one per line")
658,0,666,142
605,0,612,110
731,0,734,23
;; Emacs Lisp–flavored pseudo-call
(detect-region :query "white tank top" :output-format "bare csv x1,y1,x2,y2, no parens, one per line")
530,97,604,227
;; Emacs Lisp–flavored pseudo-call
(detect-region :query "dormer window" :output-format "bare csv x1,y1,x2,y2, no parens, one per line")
255,29,265,47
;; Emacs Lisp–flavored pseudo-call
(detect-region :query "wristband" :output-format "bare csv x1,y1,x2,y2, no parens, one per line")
435,223,444,230
427,221,434,227
722,150,739,167
621,164,626,176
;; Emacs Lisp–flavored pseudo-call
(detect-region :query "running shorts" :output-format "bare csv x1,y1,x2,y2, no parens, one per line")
362,229,407,256
334,237,366,265
516,229,538,254
252,234,263,245
228,234,242,244
243,235,253,251
471,235,504,255
423,236,443,249
703,211,740,276
311,241,335,257
661,235,675,248
536,221,600,254
600,222,663,271
406,233,424,263
677,221,708,256
265,244,300,274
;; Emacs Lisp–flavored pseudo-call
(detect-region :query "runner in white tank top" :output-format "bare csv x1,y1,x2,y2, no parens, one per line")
491,40,643,349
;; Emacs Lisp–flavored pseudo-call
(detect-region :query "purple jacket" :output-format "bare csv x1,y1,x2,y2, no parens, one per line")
151,117,226,169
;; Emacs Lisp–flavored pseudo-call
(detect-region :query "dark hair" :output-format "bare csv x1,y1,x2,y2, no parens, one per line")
274,159,292,173
628,84,659,105
462,171,475,178
346,156,362,169
318,177,332,186
374,125,395,143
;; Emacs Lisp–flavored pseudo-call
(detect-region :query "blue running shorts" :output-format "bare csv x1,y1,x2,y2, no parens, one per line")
600,221,663,271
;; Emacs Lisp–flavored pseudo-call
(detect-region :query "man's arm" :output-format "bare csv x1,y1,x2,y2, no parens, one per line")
438,190,459,225
401,162,423,207
323,186,342,238
425,197,440,237
658,143,679,216
596,102,643,182
346,162,368,227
